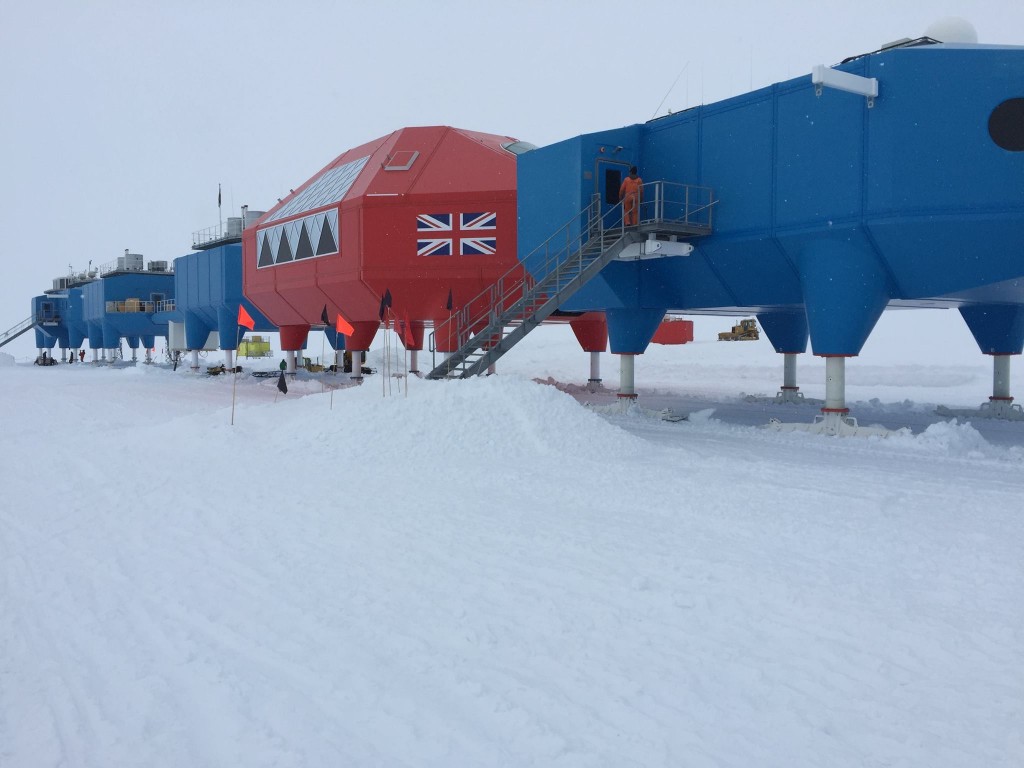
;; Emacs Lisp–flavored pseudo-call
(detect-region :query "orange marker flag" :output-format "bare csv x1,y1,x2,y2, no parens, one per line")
335,313,355,337
237,304,256,330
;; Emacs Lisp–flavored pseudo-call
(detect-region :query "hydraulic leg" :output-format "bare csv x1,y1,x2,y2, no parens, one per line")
589,351,602,392
618,354,637,400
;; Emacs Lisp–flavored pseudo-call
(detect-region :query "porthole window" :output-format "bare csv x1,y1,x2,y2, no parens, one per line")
989,98,1024,151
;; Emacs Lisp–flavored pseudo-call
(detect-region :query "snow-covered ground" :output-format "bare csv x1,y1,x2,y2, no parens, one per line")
2,309,1022,767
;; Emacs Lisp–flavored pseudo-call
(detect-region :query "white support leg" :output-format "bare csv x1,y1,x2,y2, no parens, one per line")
584,352,687,421
588,351,602,391
351,351,363,382
981,354,1024,418
618,354,637,400
774,352,809,404
993,354,1012,401
131,348,137,362
410,349,419,374
101,349,108,362
224,349,234,370
748,353,821,406
92,349,99,363
936,354,1024,420
285,350,296,374
774,352,815,405
144,348,152,364
785,354,796,388
823,356,847,412
768,356,898,437
190,350,199,370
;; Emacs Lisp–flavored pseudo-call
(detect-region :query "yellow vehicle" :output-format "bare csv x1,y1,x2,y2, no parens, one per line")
718,318,759,341
239,335,273,358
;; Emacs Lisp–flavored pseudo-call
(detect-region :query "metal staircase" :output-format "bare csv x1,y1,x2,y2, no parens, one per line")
0,316,35,349
427,180,715,379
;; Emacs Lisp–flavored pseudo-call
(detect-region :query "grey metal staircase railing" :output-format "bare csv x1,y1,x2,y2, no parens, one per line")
0,316,36,349
427,180,715,380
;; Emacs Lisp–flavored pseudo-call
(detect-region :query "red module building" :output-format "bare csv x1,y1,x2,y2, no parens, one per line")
243,126,527,366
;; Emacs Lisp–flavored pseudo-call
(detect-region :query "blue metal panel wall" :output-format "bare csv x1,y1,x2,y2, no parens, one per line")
641,113,701,187
32,295,68,347
81,273,174,346
775,78,864,229
520,43,1024,355
700,91,775,235
517,135,584,273
66,287,88,348
175,244,274,350
864,46,1024,299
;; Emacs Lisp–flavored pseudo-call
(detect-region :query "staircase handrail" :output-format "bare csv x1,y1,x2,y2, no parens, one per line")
431,193,611,353
429,180,714,357
0,316,36,348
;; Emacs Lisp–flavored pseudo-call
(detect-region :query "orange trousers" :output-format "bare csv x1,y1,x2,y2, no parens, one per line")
623,194,639,226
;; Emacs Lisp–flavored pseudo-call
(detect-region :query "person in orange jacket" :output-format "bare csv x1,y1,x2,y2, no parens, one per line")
619,166,643,226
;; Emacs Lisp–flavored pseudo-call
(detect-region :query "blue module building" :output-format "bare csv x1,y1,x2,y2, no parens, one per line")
514,37,1024,432
31,293,67,362
81,252,175,363
29,270,97,364
157,210,274,371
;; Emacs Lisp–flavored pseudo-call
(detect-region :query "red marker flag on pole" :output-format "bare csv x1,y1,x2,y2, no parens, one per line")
335,313,355,336
237,304,256,330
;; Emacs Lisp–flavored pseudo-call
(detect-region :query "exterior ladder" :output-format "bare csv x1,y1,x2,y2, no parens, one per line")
0,316,35,349
427,180,714,380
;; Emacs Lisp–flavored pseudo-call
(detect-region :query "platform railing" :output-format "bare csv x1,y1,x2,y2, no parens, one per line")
633,181,716,231
192,224,226,249
97,258,174,275
105,300,157,314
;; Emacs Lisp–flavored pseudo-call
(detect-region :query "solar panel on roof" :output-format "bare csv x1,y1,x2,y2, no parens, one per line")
264,155,369,223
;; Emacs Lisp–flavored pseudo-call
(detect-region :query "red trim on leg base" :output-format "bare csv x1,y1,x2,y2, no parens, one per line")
820,407,850,414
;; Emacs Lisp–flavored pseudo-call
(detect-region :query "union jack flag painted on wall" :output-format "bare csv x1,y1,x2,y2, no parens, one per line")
417,212,497,256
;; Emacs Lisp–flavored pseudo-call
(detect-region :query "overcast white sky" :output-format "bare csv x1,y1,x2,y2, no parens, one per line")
2,0,1022,334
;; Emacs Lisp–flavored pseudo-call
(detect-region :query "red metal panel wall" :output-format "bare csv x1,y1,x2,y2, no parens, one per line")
242,126,520,338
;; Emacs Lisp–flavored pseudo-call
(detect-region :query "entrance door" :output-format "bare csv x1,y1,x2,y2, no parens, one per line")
595,158,632,229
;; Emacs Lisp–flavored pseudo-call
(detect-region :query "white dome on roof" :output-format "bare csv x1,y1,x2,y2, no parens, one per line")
925,17,978,44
